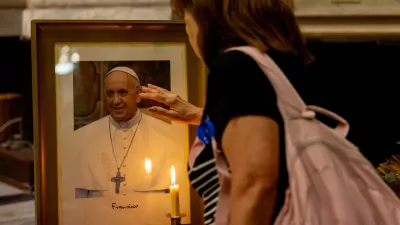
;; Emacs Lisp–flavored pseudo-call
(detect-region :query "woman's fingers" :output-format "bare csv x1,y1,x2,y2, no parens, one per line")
148,106,180,120
141,85,178,106
141,86,158,93
139,92,167,104
140,86,168,103
147,83,169,92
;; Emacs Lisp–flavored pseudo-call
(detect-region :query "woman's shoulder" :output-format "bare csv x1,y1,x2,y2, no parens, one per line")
209,49,306,93
211,50,259,70
208,50,263,81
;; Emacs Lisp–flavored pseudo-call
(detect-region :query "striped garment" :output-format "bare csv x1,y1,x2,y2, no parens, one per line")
188,142,220,225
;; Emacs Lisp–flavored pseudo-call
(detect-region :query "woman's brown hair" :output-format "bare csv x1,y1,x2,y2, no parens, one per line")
172,0,313,67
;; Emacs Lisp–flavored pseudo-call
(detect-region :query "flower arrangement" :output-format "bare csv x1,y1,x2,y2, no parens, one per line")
377,155,400,197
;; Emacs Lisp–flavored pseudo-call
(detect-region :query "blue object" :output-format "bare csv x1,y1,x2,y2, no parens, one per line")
197,119,216,145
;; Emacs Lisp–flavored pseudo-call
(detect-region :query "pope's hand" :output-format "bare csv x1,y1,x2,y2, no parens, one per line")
139,84,203,125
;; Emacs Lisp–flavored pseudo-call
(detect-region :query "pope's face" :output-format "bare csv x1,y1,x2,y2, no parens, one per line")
104,71,140,122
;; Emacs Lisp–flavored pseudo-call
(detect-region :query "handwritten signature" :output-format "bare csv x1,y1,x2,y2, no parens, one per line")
112,203,139,210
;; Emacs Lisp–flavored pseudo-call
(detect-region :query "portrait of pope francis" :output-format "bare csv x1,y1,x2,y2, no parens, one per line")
73,66,183,199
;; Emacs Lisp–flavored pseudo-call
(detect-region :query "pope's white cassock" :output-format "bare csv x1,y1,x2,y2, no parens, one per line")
65,109,189,225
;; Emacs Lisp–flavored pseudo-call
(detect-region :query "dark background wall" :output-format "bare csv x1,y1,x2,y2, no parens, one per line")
303,40,400,165
0,37,398,166
0,37,32,143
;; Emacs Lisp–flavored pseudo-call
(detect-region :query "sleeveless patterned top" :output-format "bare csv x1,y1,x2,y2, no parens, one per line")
188,120,220,225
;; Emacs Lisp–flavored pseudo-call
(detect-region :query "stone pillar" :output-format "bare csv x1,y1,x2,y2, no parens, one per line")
0,0,26,36
293,0,400,16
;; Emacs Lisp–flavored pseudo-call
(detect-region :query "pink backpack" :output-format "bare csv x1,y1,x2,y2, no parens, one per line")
190,46,400,225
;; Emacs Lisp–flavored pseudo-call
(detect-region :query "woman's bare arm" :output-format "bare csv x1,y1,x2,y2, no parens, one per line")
222,115,280,225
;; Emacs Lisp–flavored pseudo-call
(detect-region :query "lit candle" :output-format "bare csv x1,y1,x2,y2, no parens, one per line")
145,158,152,175
170,165,180,218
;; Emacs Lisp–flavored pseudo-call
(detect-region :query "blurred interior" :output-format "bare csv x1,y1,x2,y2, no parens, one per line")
304,39,400,166
0,37,399,190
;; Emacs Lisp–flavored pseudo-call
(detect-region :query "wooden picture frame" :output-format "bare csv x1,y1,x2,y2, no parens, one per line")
31,20,206,225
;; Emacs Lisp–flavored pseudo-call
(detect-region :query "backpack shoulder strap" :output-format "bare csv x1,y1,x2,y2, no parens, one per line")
225,46,349,137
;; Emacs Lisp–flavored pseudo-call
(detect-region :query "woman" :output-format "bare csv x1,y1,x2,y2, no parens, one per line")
140,0,313,224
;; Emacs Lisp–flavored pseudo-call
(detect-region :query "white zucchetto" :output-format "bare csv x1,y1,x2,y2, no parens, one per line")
106,66,140,83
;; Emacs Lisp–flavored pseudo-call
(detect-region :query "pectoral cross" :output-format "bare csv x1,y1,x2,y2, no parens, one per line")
111,171,125,194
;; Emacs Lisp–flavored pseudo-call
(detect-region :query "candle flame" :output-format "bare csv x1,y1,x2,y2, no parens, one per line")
171,165,176,186
145,158,152,175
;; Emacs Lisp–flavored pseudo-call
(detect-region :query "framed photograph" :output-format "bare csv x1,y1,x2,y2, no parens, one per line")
31,20,206,225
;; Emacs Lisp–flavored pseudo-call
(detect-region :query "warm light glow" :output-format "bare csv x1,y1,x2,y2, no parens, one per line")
169,165,180,217
55,63,73,75
59,54,69,63
55,45,76,76
171,165,176,186
70,52,80,62
145,158,152,175
61,45,70,54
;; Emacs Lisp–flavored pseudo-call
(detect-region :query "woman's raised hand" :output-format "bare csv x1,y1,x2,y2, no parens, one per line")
139,84,203,125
